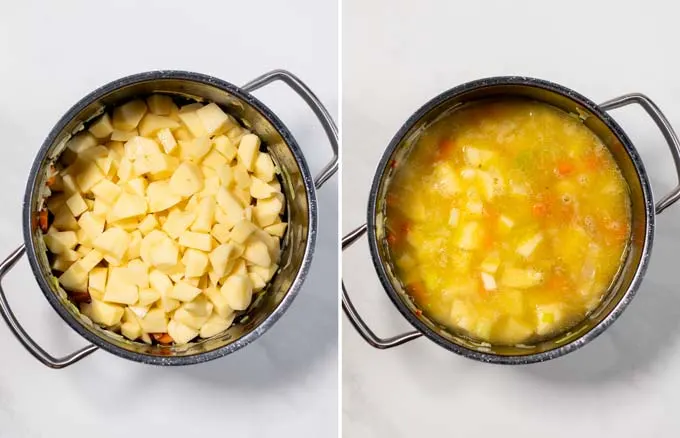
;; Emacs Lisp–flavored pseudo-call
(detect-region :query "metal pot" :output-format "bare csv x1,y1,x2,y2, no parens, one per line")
343,76,680,364
0,69,337,368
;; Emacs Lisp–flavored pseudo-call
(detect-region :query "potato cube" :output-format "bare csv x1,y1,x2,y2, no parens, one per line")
500,268,544,289
156,128,178,154
76,246,93,257
93,227,130,262
107,192,147,223
254,153,275,182
456,222,483,250
149,236,179,270
162,209,195,239
168,319,198,345
86,300,124,326
169,161,204,197
178,104,207,137
480,252,501,273
173,307,209,333
138,113,180,137
109,217,139,232
221,275,253,311
254,196,284,227
237,134,260,171
147,180,182,212
179,136,211,162
61,174,79,195
204,287,234,319
249,263,278,283
228,259,248,277
91,180,120,206
103,266,138,305
183,295,213,317
196,103,234,136
125,177,147,197
111,129,138,142
173,127,192,141
88,113,114,139
218,163,234,188
200,176,220,198
121,321,142,341
65,193,88,217
126,258,149,288
182,248,209,277
147,94,173,115
44,231,78,254
200,313,233,338
243,239,271,267
229,220,257,244
52,207,79,231
264,222,287,237
138,288,161,306
169,281,202,302
148,268,172,295
517,233,543,258
213,135,237,161
76,228,94,247
249,271,266,291
117,158,133,182
179,231,212,251
250,176,275,199
216,187,245,224
232,163,251,189
66,132,97,153
79,248,104,272
140,230,167,265
138,214,159,236
190,196,215,233
88,267,107,299
210,223,232,244
112,99,147,131
208,243,237,278
536,304,565,336
59,261,89,292
201,149,228,172
140,308,168,333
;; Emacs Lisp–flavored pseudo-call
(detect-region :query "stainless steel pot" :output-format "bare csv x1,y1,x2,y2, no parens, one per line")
0,69,337,368
343,76,680,364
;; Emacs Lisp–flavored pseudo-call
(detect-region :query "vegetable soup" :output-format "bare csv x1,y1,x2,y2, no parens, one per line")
385,99,631,345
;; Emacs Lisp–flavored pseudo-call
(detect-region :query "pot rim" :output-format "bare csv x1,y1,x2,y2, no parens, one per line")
22,70,318,366
367,76,655,364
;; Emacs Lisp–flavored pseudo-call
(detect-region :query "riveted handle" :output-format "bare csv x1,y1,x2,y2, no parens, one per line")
242,69,338,189
0,245,98,368
600,93,680,214
342,224,422,349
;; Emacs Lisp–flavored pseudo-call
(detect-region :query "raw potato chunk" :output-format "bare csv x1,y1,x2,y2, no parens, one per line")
191,196,215,232
178,104,207,137
44,231,78,254
200,313,234,338
147,180,182,212
209,243,238,278
169,281,202,302
205,287,234,319
89,267,107,298
66,132,97,153
182,248,209,277
250,177,275,199
169,162,204,197
238,134,260,171
140,308,168,333
162,209,195,239
138,114,179,137
59,261,89,292
112,99,147,131
230,220,257,244
88,113,114,139
243,239,271,267
147,94,173,115
149,236,179,270
66,193,88,217
91,179,122,204
213,135,237,161
156,128,177,154
254,153,275,182
108,192,147,222
221,275,253,311
104,267,138,305
168,320,199,345
93,228,130,262
84,300,124,326
197,103,234,136
179,231,212,252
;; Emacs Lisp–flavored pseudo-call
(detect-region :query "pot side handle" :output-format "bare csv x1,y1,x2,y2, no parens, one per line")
600,93,680,214
242,69,338,190
342,224,423,349
0,245,98,369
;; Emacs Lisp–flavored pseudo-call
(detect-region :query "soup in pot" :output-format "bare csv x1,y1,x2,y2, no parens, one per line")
385,99,631,345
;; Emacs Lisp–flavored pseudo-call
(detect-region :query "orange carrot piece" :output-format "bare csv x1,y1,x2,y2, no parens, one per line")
38,209,49,232
556,160,575,176
152,333,174,344
532,202,548,217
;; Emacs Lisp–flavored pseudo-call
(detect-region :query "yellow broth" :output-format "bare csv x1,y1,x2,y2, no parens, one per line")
385,100,631,345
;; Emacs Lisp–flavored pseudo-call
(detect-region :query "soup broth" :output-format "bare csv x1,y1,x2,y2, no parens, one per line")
386,99,631,345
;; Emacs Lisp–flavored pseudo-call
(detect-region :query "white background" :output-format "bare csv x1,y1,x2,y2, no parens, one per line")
0,1,338,437
343,0,680,437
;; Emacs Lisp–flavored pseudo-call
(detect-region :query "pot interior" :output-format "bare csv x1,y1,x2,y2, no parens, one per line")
25,72,313,363
370,78,653,361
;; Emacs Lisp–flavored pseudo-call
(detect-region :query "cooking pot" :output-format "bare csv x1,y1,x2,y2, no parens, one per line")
0,69,337,367
343,76,680,364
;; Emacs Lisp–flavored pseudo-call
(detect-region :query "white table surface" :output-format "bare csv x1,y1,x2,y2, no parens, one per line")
343,0,680,436
0,1,338,437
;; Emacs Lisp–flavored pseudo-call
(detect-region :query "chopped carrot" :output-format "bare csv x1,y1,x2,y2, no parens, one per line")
407,282,427,301
585,154,603,171
152,333,174,344
38,209,49,232
69,292,92,304
386,233,398,245
556,160,575,176
389,159,398,169
532,202,548,217
436,139,457,160
607,221,630,241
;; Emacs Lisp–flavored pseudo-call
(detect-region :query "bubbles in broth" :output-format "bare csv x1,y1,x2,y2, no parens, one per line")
385,99,631,345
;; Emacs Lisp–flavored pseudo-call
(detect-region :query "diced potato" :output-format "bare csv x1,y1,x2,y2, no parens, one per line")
498,215,515,232
243,239,271,267
209,243,238,278
480,272,497,291
138,114,179,137
91,179,122,204
138,214,159,236
66,132,97,153
178,231,212,251
59,261,89,292
216,187,245,225
93,227,130,262
200,313,234,338
65,193,88,217
480,252,500,273
111,129,139,142
249,272,266,291
126,258,149,288
221,274,253,311
88,267,107,298
168,320,199,345
432,163,461,196
88,113,114,139
156,128,178,154
190,196,215,232
162,208,196,239
250,177,275,199
517,233,543,257
196,103,234,136
456,222,483,250
500,268,544,289
92,198,109,217
149,236,179,270
147,94,173,115
254,196,284,227
121,320,142,341
140,308,168,333
147,180,182,212
103,267,138,305
182,248,209,277
117,158,133,182
173,307,210,331
249,264,278,283
85,300,124,327
238,134,260,171
232,163,251,189
498,318,534,344
44,231,77,254
79,248,104,272
201,149,228,171
125,177,147,197
76,228,94,247
536,303,565,336
264,222,287,237
213,135,237,161
211,223,232,244
464,146,495,167
449,300,475,333
137,288,160,306
169,281,202,302
254,153,275,182
177,104,207,137
204,286,234,319
229,220,257,244
112,99,147,131
169,161,204,197
108,192,147,222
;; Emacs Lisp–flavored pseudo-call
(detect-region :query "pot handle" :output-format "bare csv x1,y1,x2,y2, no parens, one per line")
242,69,338,190
342,224,423,349
600,93,680,214
0,245,98,368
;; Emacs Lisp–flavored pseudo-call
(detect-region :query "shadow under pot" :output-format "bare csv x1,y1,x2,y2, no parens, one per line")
343,76,680,364
0,69,337,368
